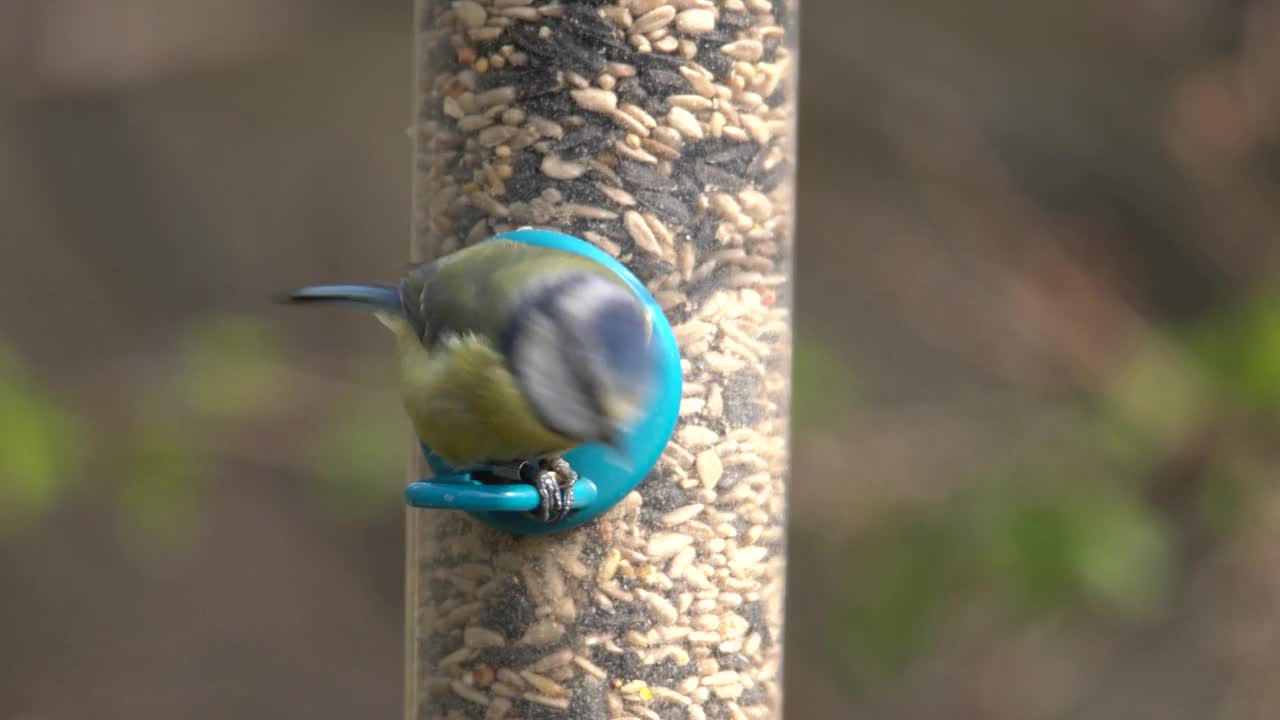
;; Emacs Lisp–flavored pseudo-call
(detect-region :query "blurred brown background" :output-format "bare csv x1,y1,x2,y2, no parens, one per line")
3,1,1280,718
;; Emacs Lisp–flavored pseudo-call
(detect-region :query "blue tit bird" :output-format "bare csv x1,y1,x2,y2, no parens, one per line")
281,238,658,522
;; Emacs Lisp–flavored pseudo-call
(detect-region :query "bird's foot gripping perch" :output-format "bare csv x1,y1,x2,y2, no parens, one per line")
527,457,578,524
484,457,579,524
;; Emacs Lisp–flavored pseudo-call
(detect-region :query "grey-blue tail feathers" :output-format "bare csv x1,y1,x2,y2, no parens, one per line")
279,284,402,313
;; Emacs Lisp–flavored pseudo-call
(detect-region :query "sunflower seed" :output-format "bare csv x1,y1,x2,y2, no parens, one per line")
571,87,619,113
453,1,486,30
676,8,717,34
632,6,676,35
624,210,663,257
540,154,588,179
663,110,703,146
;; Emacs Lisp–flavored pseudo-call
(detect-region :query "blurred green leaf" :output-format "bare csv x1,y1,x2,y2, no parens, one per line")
984,490,1083,615
115,416,204,546
0,346,84,532
829,447,1174,686
1103,336,1208,455
829,506,971,679
1198,451,1262,538
1070,494,1170,617
177,314,285,420
792,331,857,431
1191,290,1280,414
307,368,404,522
982,482,1170,619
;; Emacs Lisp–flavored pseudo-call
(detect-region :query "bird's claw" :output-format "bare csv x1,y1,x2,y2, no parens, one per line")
520,458,578,524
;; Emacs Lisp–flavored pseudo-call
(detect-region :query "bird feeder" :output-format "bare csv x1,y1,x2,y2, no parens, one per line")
405,1,798,717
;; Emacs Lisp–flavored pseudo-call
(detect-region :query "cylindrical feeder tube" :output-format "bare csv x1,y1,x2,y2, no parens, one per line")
407,1,798,718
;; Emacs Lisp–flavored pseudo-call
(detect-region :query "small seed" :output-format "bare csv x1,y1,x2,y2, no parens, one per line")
499,5,539,20
469,26,503,42
616,140,660,164
477,125,518,147
451,680,491,706
453,0,487,29
702,670,740,687
526,116,564,140
624,210,663,257
662,503,705,526
643,212,675,250
696,449,723,489
541,154,588,180
680,66,718,97
654,35,680,53
602,4,632,27
598,184,637,206
621,103,658,129
607,61,637,78
458,114,495,133
485,697,511,720
632,6,676,35
639,589,679,625
707,384,724,416
713,683,745,700
732,545,768,567
679,425,720,448
528,649,575,672
742,114,771,144
653,125,685,148
571,88,619,114
721,612,751,639
523,692,571,710
647,532,694,559
521,619,565,645
652,686,692,705
500,107,526,125
629,0,666,15
721,39,763,61
497,668,526,688
574,655,608,680
464,626,506,648
676,8,716,34
642,137,681,160
520,671,569,698
608,109,651,137
709,111,727,137
738,189,773,220
440,645,478,668
668,94,715,111
560,203,618,220
666,106,704,140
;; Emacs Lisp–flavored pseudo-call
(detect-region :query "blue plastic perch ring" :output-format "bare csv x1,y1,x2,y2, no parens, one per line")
403,227,683,535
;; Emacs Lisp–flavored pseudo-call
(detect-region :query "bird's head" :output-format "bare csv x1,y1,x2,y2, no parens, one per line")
501,272,658,453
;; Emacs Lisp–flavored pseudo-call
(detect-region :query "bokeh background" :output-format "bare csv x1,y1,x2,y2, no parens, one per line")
3,1,1280,718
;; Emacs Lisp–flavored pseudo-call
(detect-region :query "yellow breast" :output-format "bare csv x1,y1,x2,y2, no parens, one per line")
393,326,577,468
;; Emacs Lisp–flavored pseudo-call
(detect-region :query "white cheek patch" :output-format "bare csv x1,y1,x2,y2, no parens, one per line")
514,312,599,440
554,276,630,329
